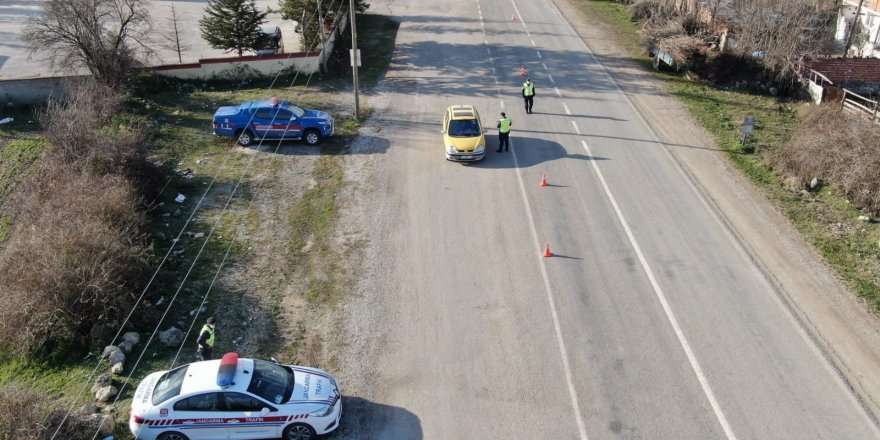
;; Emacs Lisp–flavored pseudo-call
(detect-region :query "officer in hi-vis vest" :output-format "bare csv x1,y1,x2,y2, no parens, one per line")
522,78,535,114
496,112,512,153
197,316,216,361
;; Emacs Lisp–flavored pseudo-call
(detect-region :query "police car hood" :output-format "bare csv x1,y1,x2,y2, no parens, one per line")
288,366,339,405
301,109,332,122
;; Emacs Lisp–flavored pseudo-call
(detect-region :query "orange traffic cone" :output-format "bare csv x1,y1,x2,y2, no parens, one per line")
512,14,517,21
520,66,528,77
543,243,553,257
540,174,548,187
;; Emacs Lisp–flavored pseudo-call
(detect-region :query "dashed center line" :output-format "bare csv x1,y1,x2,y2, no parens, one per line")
554,86,562,97
536,51,543,59
571,120,580,135
542,62,548,70
563,102,572,115
548,74,555,84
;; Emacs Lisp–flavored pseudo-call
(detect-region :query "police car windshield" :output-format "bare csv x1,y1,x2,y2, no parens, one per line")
247,360,293,405
449,119,481,137
281,103,306,118
152,365,188,405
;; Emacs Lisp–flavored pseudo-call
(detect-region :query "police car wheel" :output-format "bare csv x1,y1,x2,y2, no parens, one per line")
283,423,316,440
157,432,190,440
237,130,254,146
304,129,321,146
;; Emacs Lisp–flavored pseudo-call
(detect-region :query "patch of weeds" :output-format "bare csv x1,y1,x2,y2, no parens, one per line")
0,138,47,204
287,156,343,260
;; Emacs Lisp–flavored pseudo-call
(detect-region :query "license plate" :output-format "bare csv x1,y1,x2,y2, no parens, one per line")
459,155,472,160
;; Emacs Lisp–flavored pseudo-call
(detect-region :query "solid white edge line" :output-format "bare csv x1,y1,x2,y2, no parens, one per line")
580,139,738,440
563,102,571,115
511,138,590,440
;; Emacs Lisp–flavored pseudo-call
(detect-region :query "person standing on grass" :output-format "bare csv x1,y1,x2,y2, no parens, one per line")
197,316,216,361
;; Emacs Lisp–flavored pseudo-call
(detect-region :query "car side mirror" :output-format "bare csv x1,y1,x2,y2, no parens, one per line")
260,407,271,416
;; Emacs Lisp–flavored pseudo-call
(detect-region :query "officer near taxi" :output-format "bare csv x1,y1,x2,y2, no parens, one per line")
197,316,216,361
522,78,536,114
496,112,512,152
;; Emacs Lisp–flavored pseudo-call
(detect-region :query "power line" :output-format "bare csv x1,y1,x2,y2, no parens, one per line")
48,4,338,437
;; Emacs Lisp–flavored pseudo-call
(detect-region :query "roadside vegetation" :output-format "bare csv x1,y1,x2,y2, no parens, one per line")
573,0,880,310
0,10,398,439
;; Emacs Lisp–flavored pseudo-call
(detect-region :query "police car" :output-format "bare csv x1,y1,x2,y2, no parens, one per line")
129,353,341,440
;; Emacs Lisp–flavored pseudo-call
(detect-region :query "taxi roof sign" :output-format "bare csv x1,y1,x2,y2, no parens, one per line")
217,352,239,387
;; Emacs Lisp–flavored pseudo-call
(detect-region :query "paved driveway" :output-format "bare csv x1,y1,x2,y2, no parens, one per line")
0,0,297,80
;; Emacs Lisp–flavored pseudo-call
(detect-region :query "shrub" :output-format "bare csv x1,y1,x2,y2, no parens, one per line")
769,106,880,214
0,167,148,356
0,382,110,438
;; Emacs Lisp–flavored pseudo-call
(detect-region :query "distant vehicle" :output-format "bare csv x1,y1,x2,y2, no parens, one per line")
253,26,284,56
442,105,486,162
213,98,334,146
129,353,341,440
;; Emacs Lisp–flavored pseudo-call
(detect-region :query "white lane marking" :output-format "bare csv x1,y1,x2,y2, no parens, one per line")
510,139,590,440
554,87,562,97
549,74,555,84
491,67,496,75
530,39,536,47
500,100,505,110
563,102,571,115
537,51,543,59
542,62,548,70
571,121,580,135
580,138,738,440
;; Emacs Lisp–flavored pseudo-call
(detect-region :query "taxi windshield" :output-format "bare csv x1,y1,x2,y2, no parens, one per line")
247,360,293,405
448,119,481,137
152,365,188,405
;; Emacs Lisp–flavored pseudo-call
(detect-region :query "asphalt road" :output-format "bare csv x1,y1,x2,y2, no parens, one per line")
341,0,880,438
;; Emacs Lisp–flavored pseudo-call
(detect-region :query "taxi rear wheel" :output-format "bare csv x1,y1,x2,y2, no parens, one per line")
157,432,189,440
283,423,317,440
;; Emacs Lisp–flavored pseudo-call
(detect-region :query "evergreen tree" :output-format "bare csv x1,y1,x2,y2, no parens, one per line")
200,0,269,56
279,0,369,51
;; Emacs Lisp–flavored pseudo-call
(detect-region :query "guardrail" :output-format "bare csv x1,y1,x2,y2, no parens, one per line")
804,68,879,124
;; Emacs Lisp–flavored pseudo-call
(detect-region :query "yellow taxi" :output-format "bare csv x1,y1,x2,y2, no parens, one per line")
442,105,486,162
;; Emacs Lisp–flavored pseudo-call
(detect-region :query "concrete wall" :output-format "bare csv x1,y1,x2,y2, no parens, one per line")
151,52,322,80
0,76,90,105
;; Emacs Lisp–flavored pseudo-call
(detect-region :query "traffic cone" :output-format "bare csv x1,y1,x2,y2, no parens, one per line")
512,14,517,21
540,174,548,187
520,66,527,77
543,243,553,257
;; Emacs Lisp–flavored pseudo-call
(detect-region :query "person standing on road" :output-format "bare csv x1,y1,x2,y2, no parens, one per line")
522,78,535,114
197,316,216,361
496,112,512,152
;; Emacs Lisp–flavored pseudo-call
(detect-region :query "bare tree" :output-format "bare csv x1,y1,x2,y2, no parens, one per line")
23,0,153,89
157,3,191,64
730,0,836,82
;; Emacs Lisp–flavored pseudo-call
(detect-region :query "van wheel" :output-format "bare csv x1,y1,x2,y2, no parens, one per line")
236,129,255,146
304,129,321,146
283,423,316,440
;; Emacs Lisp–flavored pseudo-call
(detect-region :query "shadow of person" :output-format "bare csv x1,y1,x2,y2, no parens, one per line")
330,396,423,439
473,136,608,170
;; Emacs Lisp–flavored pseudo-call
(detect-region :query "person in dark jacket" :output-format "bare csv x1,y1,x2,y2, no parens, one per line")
197,316,216,361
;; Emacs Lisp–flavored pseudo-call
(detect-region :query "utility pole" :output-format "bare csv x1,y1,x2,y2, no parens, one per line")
843,0,865,58
349,0,360,121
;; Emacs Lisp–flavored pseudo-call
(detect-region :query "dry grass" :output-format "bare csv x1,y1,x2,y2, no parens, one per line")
0,382,105,439
769,105,880,214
